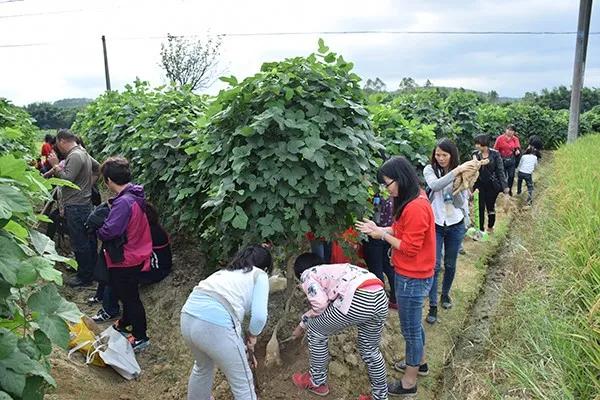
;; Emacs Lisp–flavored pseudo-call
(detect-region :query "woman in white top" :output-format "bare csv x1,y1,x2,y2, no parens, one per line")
517,141,542,206
422,139,473,324
180,245,272,400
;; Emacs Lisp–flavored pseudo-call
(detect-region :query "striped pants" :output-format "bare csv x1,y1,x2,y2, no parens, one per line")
305,289,389,400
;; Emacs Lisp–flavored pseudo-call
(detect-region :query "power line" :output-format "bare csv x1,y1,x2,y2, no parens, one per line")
1,29,599,49
0,8,88,18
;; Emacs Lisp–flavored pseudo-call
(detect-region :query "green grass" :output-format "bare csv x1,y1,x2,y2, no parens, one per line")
495,135,600,399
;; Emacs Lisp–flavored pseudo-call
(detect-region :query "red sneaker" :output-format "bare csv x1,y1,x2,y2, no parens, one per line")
358,395,372,400
292,372,330,396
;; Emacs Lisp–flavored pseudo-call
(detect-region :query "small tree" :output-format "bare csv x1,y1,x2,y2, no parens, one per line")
398,77,418,92
199,39,383,285
159,33,222,90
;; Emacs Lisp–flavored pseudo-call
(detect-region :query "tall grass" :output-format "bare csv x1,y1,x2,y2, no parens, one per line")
497,134,600,399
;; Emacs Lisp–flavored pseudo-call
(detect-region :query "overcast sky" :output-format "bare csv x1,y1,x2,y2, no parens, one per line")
1,0,599,106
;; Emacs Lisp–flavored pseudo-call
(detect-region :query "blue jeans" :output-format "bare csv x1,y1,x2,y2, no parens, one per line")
363,238,396,303
429,222,466,306
64,204,96,282
395,274,433,366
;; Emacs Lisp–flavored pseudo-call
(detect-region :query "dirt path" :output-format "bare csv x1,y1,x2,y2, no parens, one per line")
48,208,516,400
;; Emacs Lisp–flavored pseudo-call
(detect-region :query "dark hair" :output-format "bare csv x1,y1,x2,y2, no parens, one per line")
528,135,543,151
100,156,132,185
474,134,490,147
145,202,160,226
44,134,55,144
431,138,459,173
524,145,542,159
76,135,85,148
294,252,324,279
227,245,273,274
56,128,77,142
506,124,516,132
377,156,421,220
52,143,65,160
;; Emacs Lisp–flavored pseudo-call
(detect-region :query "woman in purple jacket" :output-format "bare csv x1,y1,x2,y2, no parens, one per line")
98,157,152,352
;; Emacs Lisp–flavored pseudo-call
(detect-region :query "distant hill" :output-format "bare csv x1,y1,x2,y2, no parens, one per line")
53,98,93,109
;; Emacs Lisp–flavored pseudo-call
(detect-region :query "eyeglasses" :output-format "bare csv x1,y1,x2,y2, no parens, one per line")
383,180,395,188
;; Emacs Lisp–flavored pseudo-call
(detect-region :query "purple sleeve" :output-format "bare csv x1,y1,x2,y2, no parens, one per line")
98,197,132,241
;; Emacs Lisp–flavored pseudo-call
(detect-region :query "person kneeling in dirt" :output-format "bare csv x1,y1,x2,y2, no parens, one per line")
97,157,153,352
291,253,389,400
180,244,272,400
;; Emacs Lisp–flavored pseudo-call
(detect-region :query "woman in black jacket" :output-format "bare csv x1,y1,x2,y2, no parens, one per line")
473,134,509,234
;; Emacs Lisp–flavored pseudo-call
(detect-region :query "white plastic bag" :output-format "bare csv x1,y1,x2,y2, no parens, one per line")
88,326,141,380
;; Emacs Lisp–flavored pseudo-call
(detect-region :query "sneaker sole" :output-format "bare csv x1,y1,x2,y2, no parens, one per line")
133,342,150,353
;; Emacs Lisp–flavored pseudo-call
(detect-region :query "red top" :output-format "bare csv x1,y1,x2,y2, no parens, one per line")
494,134,521,158
391,192,435,279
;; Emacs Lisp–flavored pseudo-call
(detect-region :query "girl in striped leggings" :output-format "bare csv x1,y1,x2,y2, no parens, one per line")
291,253,389,400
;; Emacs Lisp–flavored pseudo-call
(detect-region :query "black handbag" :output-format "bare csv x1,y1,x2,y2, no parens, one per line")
93,250,109,284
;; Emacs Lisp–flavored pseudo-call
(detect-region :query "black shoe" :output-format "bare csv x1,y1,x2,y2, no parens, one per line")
67,276,93,288
425,306,438,324
441,295,453,309
388,379,417,397
393,360,429,376
459,248,466,255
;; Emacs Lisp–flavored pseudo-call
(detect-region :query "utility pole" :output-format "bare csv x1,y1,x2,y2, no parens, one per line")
567,0,593,143
102,35,111,91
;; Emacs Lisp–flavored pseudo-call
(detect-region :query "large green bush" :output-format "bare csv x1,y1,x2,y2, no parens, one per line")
368,103,435,167
73,81,208,228
198,40,383,259
0,99,37,159
0,155,80,399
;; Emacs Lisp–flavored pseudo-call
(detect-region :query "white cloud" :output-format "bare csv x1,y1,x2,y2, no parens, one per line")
0,0,597,105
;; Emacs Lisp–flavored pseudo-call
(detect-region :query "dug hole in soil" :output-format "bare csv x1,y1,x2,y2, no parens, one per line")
47,238,408,400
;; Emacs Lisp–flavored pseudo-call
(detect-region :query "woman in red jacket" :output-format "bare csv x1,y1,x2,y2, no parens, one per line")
357,156,435,398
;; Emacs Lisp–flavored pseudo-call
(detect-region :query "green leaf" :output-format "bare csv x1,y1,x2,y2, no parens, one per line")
44,177,80,190
219,75,238,86
28,284,81,346
0,351,55,386
33,330,52,356
3,220,28,240
0,390,14,400
35,214,52,223
21,376,45,400
317,38,329,54
0,186,31,214
231,208,248,230
29,230,53,256
0,236,24,284
18,336,41,361
16,260,37,286
0,328,18,360
0,366,25,397
33,314,69,350
222,206,235,223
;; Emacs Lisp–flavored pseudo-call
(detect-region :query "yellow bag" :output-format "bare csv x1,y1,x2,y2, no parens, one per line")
68,318,106,367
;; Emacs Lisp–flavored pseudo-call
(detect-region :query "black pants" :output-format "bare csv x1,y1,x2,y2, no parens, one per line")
64,204,96,282
363,238,396,304
109,265,148,340
517,172,534,203
503,158,516,195
478,187,500,231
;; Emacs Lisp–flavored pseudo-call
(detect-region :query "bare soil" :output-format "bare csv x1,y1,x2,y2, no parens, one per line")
47,209,515,400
